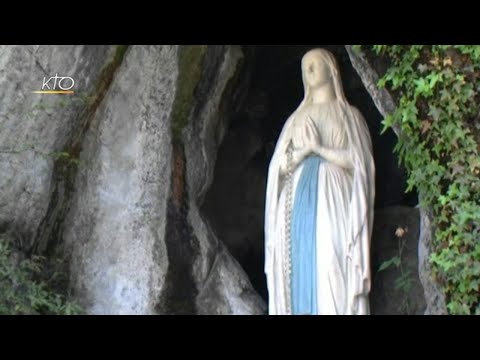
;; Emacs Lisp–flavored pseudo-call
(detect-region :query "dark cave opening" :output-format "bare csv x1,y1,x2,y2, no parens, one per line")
201,45,420,311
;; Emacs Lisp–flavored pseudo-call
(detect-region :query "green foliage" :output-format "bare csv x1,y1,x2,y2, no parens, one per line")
366,45,480,314
0,237,82,315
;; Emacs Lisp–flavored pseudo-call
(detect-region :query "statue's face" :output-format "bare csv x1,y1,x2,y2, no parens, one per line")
303,52,331,89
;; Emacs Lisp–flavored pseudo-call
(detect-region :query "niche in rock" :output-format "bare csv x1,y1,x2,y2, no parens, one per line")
201,45,421,313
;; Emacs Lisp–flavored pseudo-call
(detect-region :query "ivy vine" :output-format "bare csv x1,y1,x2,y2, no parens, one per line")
358,45,480,314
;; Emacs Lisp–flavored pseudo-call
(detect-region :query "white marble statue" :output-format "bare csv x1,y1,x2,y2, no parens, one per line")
264,48,375,315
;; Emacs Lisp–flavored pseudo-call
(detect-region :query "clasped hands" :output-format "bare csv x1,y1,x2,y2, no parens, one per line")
284,117,320,171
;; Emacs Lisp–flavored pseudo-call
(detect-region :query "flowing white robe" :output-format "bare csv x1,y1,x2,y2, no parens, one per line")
264,100,375,315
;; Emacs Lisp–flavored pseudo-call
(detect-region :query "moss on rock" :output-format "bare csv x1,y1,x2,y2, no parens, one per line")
171,45,207,143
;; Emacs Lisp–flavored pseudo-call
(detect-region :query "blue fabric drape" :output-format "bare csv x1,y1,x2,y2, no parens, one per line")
291,155,322,315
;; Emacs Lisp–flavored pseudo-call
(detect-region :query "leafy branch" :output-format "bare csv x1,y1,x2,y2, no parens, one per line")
364,45,480,314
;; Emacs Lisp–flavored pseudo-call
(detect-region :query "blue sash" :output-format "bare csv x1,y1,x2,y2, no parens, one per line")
291,155,322,315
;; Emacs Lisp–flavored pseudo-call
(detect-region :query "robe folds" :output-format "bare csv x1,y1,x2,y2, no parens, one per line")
264,100,375,315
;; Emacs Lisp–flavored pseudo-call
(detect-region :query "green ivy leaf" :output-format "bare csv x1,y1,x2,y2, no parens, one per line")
368,45,480,314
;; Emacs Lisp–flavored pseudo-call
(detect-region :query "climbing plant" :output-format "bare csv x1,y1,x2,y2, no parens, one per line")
0,236,82,315
356,45,480,314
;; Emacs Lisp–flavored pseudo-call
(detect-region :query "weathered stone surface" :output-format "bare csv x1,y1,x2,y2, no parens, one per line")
59,45,265,315
0,45,115,248
63,45,177,315
184,46,266,315
196,244,266,315
418,206,448,315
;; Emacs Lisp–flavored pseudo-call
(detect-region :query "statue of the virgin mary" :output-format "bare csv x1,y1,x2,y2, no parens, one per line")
264,48,375,315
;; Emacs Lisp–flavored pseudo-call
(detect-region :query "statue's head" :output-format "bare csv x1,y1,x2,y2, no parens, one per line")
300,48,345,106
301,49,335,89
